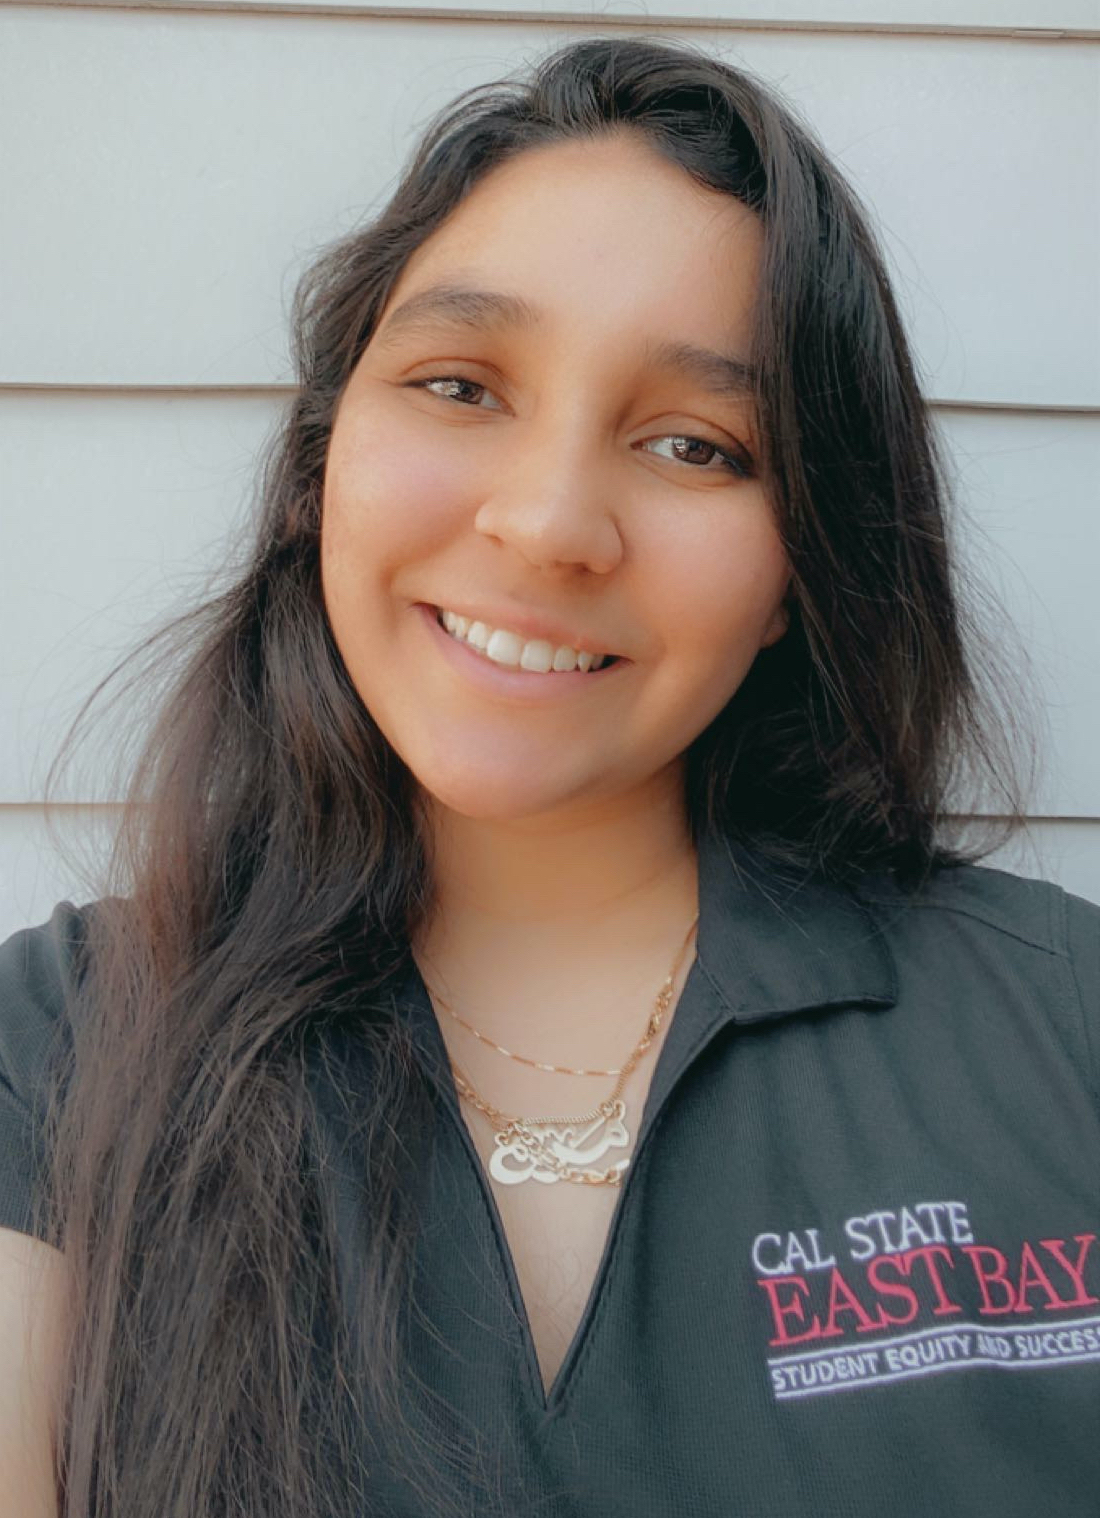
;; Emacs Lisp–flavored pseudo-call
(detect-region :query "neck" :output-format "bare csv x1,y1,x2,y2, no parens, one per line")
421,765,695,922
411,767,699,1050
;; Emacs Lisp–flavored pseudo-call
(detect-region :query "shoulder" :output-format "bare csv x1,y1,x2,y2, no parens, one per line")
856,858,1093,957
0,901,104,1243
855,859,1099,1091
0,899,96,999
0,900,108,1111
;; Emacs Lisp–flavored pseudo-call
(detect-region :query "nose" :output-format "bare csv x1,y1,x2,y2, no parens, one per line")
472,402,625,576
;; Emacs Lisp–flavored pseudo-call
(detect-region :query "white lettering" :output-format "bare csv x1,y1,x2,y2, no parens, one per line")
751,1232,786,1276
896,1206,933,1250
912,1201,949,1243
844,1200,974,1261
844,1215,877,1262
752,1228,837,1276
805,1228,837,1271
945,1201,974,1245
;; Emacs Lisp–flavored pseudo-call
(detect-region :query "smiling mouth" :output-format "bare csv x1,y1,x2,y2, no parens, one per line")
431,605,624,674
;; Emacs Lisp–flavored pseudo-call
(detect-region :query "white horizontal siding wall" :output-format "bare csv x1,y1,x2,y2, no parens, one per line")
16,0,1100,28
5,14,1099,403
2,2,1098,938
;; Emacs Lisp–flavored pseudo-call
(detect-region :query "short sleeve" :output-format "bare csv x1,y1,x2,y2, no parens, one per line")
0,900,88,1241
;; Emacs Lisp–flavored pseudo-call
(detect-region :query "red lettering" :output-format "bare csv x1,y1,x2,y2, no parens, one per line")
963,1246,1016,1314
1014,1242,1065,1313
1041,1235,1100,1309
902,1245,963,1317
822,1266,880,1337
866,1254,919,1327
758,1275,823,1347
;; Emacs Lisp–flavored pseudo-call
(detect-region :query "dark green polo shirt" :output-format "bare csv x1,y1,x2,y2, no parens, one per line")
2,827,1098,1516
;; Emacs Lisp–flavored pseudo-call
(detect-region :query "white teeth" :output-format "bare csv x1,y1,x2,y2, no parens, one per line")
519,640,555,674
485,628,524,666
437,607,608,674
444,611,470,638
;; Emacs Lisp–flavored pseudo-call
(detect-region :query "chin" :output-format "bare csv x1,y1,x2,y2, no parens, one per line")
418,782,577,826
409,758,614,827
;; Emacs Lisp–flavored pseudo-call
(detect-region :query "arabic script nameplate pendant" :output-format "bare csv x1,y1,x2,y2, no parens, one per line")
488,1099,631,1185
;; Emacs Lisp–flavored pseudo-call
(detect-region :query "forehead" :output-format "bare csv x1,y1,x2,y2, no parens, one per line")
381,133,763,358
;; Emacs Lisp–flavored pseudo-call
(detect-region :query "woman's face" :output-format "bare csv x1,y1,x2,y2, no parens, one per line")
321,131,791,825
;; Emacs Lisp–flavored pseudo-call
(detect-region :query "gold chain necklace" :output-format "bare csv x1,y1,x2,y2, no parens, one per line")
419,915,699,1187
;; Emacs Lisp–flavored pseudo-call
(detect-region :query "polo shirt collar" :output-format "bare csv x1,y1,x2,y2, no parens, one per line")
693,827,898,1024
389,826,897,1114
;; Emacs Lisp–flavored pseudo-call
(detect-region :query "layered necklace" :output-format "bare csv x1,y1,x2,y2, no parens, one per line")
419,914,699,1187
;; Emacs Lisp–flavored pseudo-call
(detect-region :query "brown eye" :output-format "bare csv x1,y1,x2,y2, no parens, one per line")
644,434,755,480
425,377,482,403
408,375,501,408
672,437,718,465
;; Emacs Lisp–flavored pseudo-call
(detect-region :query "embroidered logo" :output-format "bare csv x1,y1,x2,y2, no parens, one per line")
751,1200,1100,1400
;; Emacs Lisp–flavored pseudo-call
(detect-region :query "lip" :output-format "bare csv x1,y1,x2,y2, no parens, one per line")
415,602,629,700
426,600,621,660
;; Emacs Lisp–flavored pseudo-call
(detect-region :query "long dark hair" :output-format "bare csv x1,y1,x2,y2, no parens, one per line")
36,32,1029,1517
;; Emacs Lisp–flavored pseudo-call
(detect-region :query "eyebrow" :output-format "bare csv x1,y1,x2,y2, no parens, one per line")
372,281,757,400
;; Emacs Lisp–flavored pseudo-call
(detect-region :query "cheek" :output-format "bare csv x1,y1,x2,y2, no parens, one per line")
665,510,791,672
321,415,469,586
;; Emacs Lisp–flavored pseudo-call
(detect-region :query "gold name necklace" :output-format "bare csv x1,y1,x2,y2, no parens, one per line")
419,914,699,1187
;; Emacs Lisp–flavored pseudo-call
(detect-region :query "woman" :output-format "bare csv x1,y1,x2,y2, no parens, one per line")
0,32,1096,1518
